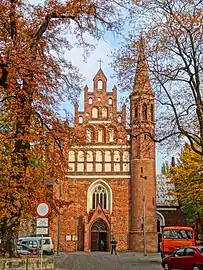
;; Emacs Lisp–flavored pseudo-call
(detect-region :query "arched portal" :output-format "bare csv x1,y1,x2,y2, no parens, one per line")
91,219,108,251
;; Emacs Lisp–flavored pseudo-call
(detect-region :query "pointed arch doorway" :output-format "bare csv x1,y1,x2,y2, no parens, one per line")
91,219,108,251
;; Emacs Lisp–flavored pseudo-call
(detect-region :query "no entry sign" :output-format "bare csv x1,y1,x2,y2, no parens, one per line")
36,201,51,218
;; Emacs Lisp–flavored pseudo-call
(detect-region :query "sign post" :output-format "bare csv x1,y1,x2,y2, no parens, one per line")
36,202,51,270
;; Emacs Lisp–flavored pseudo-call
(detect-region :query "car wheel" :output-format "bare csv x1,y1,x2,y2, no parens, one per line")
164,263,171,270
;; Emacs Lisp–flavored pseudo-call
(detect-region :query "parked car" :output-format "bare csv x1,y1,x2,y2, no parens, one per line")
162,246,203,270
18,236,54,255
17,243,40,255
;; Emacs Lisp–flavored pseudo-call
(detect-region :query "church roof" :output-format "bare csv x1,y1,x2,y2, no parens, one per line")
93,68,107,81
132,37,153,95
156,174,178,206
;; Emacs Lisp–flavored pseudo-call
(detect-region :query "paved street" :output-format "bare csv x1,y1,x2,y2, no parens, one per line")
55,252,163,270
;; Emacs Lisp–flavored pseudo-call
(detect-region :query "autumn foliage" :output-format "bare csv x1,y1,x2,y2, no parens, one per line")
0,0,124,257
166,144,203,214
113,0,203,155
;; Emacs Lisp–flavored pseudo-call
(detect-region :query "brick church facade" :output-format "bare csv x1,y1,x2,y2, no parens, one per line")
50,42,158,252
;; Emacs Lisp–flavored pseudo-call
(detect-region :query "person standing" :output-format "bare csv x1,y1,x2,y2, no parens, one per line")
110,237,117,255
100,239,104,251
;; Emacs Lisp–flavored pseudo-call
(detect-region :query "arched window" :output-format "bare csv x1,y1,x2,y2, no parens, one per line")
86,151,93,172
68,151,75,172
92,185,107,209
109,128,115,143
87,180,112,212
151,104,154,122
98,129,103,143
91,220,107,232
77,151,84,172
102,107,108,119
142,103,147,121
89,97,93,105
92,107,98,118
98,80,103,90
105,150,111,172
118,115,122,123
79,116,83,124
114,151,120,162
157,211,165,233
68,150,75,162
96,151,102,172
108,98,113,105
123,151,130,172
86,129,92,143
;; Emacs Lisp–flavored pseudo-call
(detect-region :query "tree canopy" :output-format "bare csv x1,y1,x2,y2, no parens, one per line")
0,0,127,257
165,143,203,214
113,0,203,155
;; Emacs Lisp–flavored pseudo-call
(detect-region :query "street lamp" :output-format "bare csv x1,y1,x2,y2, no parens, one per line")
141,167,147,256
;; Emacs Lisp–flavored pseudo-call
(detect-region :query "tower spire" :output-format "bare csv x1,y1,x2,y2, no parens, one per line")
133,37,152,93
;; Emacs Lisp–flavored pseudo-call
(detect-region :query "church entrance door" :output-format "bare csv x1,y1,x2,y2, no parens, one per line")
91,220,108,251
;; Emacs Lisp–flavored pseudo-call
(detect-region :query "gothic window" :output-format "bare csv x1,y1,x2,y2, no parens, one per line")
92,185,107,209
109,128,115,143
89,97,93,104
92,107,98,118
98,80,103,90
102,107,108,119
86,129,92,143
151,104,154,122
135,106,138,119
142,104,147,121
87,180,112,212
79,116,83,124
98,129,103,143
108,98,112,105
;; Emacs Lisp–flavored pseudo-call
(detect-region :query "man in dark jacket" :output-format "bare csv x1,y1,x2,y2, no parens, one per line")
110,237,117,255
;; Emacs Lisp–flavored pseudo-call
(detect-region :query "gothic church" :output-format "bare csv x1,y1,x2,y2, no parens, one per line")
50,41,158,252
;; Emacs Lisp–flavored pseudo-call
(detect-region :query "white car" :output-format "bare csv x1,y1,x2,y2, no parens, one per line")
18,236,54,255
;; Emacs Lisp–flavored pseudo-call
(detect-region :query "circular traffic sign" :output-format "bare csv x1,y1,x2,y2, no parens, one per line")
36,201,51,218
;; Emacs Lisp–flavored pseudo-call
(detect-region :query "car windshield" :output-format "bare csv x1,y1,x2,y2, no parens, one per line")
163,229,192,239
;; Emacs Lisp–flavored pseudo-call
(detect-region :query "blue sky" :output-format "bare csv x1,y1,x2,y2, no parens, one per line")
29,0,164,174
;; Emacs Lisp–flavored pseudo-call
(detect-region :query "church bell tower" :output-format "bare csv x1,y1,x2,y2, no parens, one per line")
129,38,157,252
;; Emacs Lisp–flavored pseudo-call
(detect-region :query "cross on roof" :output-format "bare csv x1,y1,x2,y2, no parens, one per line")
97,58,103,69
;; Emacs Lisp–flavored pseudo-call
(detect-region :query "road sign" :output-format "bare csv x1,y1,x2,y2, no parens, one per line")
36,227,49,235
37,218,49,227
36,201,51,218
